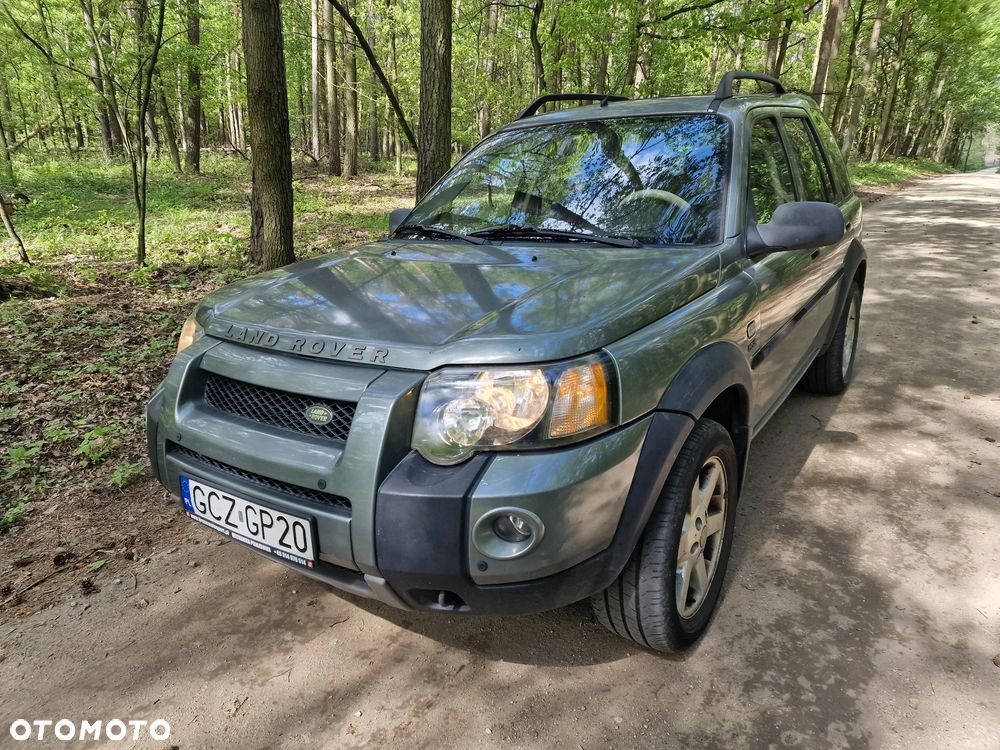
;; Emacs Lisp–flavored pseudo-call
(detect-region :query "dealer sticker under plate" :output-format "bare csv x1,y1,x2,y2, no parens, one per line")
180,476,315,568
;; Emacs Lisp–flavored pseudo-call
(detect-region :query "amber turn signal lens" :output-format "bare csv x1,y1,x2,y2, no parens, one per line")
548,362,609,438
176,316,203,354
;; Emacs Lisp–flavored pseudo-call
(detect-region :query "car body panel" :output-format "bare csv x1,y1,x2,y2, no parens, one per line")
197,241,722,371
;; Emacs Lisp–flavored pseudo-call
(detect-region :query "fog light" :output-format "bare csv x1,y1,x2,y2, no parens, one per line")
492,513,532,543
472,507,545,561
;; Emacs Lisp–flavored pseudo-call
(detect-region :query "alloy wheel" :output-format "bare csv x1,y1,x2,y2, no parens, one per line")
842,294,860,379
675,456,728,619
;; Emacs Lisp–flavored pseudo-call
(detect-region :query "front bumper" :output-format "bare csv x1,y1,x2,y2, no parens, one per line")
146,339,694,615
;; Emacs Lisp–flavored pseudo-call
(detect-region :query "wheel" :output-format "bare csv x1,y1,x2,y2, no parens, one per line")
591,418,738,653
801,280,862,395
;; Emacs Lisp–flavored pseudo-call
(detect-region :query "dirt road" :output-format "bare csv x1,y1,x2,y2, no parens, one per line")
2,172,998,749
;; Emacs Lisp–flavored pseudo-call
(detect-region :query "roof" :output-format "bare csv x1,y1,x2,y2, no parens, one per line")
497,92,820,131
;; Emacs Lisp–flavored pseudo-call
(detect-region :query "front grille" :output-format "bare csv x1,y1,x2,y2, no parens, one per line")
203,372,355,442
169,444,351,512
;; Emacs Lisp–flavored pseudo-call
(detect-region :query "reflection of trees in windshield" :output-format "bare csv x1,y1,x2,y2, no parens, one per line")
406,115,729,245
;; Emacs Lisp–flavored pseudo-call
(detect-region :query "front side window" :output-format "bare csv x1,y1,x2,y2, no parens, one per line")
747,117,795,224
809,113,853,200
404,115,731,246
784,117,832,201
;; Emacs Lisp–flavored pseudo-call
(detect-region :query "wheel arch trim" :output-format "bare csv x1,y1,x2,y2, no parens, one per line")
821,238,867,353
654,341,753,488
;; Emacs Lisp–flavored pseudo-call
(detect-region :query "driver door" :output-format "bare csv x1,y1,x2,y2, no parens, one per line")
743,114,819,427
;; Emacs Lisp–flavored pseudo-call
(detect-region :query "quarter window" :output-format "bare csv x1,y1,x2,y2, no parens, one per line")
784,117,833,201
747,118,795,224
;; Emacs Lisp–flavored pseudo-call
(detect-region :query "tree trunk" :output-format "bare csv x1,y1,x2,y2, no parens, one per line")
146,108,162,158
810,0,847,110
184,0,201,173
0,112,15,185
323,0,342,175
129,0,167,267
36,0,72,152
477,0,497,138
326,0,416,156
79,0,115,156
831,0,866,132
934,103,954,162
773,17,793,77
389,3,402,172
595,49,609,94
907,52,945,157
310,0,322,160
233,34,247,151
529,0,545,97
342,10,359,175
0,194,30,264
158,87,182,173
241,0,295,269
889,63,916,156
416,0,451,197
870,8,913,162
841,0,887,157
366,0,380,160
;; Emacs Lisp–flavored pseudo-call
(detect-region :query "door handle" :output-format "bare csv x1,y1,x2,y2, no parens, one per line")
845,222,853,231
810,250,820,260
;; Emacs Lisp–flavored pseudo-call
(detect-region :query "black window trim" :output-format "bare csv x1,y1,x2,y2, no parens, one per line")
782,113,837,203
743,110,800,233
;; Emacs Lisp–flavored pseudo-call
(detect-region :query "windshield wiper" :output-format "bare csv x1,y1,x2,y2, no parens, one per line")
393,224,486,245
469,224,640,248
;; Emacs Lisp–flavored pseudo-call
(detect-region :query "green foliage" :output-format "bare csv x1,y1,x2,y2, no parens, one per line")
110,462,146,488
6,441,43,477
849,159,955,187
74,426,121,467
0,503,30,532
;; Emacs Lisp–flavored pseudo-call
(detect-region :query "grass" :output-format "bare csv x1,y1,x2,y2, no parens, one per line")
0,151,415,523
848,157,954,187
3,152,414,276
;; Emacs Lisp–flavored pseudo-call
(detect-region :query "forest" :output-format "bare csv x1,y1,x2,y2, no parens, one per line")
0,0,998,525
0,0,998,273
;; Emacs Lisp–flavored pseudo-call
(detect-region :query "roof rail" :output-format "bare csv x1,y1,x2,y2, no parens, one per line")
517,93,629,120
714,71,786,99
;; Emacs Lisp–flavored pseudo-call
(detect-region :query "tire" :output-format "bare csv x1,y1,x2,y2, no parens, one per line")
801,280,862,395
591,418,738,653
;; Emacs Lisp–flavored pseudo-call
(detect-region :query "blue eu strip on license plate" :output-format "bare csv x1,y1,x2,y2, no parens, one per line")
180,475,316,568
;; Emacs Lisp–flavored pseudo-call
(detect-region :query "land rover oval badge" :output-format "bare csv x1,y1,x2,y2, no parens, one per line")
304,405,335,425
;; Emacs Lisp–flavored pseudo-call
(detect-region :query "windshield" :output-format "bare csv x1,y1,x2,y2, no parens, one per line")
403,115,730,246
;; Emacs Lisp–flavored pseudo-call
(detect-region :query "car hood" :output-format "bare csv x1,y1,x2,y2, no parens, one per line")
199,240,720,370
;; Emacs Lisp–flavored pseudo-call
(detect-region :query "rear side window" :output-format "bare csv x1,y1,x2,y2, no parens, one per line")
747,118,795,224
808,113,853,200
784,117,832,201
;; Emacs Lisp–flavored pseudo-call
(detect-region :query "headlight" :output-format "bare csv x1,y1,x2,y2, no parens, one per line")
412,354,615,465
176,315,204,354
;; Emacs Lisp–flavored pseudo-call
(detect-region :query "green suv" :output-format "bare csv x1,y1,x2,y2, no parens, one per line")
147,72,864,652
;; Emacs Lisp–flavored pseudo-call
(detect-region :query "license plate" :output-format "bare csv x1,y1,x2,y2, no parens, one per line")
180,476,316,568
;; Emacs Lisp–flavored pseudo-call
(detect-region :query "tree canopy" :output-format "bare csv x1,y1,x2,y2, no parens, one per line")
1,0,998,267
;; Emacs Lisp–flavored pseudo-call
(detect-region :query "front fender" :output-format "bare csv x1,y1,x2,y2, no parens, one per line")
656,340,753,419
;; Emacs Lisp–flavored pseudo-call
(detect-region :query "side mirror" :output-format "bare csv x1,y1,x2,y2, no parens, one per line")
388,208,410,233
746,201,845,256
